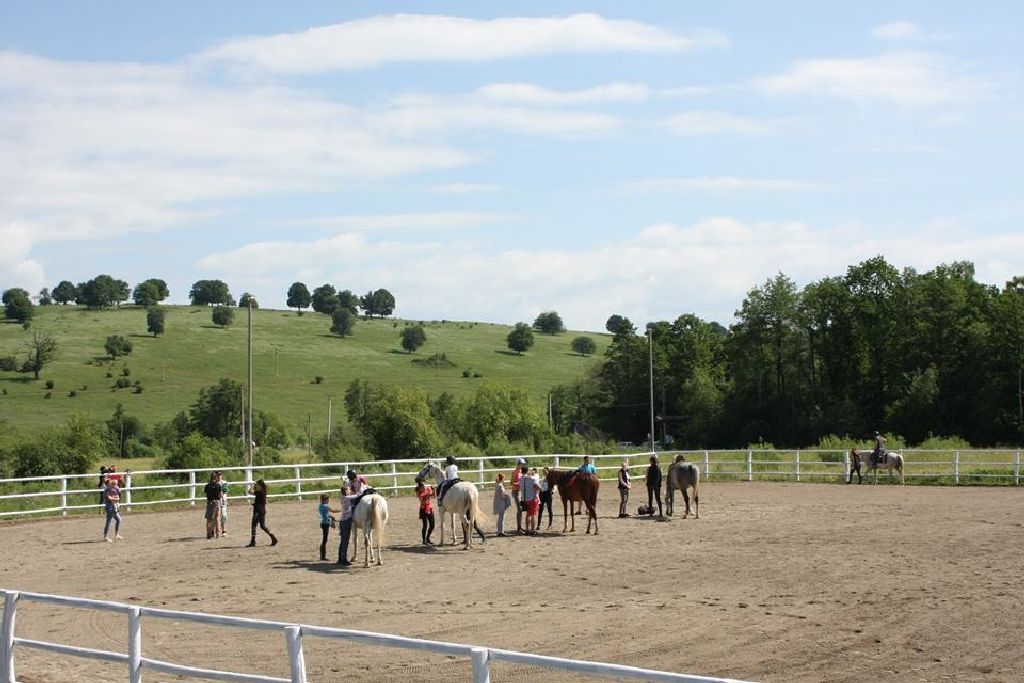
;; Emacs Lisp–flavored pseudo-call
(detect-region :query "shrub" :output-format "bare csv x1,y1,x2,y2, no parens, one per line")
44,392,51,399
45,380,54,389
313,376,324,385
122,367,131,377
473,372,483,378
462,369,472,378
80,384,87,391
133,386,144,394
0,356,17,372
115,377,131,389
68,390,77,398
106,371,113,378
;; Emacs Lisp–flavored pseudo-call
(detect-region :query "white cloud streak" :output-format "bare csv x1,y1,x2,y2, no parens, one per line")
284,212,511,232
756,51,983,106
196,14,729,73
665,110,776,136
477,82,651,106
625,176,826,192
871,22,950,42
195,217,1024,330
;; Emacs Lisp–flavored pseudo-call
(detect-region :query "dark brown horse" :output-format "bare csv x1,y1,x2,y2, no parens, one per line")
545,469,599,534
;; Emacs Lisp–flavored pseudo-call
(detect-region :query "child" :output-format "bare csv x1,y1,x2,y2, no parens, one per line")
246,479,278,547
318,493,340,561
492,473,511,536
617,461,631,517
519,465,540,535
415,477,435,545
218,471,229,536
102,477,122,542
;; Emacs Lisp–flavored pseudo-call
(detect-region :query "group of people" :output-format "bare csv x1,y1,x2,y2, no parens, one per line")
318,469,377,565
202,471,277,547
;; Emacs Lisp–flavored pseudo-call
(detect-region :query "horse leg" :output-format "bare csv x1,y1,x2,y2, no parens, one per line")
461,514,471,549
666,485,674,516
681,488,690,518
693,486,699,519
561,496,569,533
569,495,577,532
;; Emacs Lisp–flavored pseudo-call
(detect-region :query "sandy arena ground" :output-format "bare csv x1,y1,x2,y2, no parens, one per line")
1,482,1022,682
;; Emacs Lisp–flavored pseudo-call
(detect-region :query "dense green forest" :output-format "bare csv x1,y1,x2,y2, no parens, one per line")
553,257,1024,449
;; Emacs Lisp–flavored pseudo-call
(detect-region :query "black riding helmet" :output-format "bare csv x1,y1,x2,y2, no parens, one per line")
445,455,455,465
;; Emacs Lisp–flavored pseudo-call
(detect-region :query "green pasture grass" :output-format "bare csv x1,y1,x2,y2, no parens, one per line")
0,306,607,446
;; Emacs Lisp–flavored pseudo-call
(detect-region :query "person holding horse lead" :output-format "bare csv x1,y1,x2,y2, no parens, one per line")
871,431,887,466
246,479,278,547
645,455,663,517
538,467,554,528
415,476,435,545
617,461,631,517
437,455,460,505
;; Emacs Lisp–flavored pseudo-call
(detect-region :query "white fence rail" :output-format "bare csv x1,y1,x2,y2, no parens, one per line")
0,449,1020,519
0,588,753,683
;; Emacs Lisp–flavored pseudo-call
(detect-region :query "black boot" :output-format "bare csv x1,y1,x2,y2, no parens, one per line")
270,534,278,546
246,539,256,547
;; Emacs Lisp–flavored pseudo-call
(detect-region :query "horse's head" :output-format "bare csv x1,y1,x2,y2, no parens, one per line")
417,463,438,482
674,454,686,464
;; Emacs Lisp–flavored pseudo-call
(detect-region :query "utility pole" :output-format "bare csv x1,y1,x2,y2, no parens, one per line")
307,414,312,460
326,395,333,459
247,299,254,469
648,326,655,452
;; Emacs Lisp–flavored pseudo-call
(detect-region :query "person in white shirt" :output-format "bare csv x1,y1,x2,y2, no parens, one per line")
438,455,460,504
519,466,541,535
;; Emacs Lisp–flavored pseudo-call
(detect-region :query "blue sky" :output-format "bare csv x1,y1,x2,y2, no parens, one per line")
2,2,1021,330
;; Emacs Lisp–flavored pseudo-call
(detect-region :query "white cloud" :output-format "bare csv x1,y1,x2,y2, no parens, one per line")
625,176,825,192
477,82,650,106
0,222,46,294
426,183,504,195
665,110,775,136
284,212,511,232
756,51,983,106
871,22,949,42
196,13,729,73
195,216,1024,330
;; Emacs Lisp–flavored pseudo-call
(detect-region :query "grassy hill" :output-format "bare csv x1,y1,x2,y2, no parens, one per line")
0,306,607,444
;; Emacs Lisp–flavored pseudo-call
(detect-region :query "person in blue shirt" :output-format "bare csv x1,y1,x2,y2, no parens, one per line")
576,455,596,475
317,494,340,561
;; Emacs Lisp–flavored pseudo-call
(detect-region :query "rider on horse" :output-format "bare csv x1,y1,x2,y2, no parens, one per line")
871,431,887,466
437,455,460,504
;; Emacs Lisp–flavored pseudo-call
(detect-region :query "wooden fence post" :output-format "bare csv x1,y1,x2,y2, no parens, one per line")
844,450,850,483
703,451,709,480
954,450,960,485
478,458,484,486
747,450,753,482
188,471,197,507
2,591,19,683
125,472,132,512
294,466,302,501
128,607,142,683
795,451,801,482
1015,451,1021,486
60,477,68,517
390,462,399,496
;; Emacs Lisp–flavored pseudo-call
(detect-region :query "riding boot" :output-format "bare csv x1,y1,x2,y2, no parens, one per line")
270,533,278,546
246,538,256,547
319,548,326,561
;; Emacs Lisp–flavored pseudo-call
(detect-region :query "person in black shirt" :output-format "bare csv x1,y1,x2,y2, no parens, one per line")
246,479,278,547
203,472,222,539
645,455,663,517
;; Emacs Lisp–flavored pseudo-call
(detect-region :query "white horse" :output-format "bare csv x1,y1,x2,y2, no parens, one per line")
665,455,700,518
417,463,487,549
849,449,905,485
351,493,388,567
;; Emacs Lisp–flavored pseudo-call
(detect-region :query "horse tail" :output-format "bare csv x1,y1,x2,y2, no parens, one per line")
372,496,385,548
469,489,489,527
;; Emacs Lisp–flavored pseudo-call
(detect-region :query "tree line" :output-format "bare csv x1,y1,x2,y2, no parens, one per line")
549,257,1024,448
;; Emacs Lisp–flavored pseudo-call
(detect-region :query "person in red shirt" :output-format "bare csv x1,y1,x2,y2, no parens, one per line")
415,476,435,545
511,457,526,533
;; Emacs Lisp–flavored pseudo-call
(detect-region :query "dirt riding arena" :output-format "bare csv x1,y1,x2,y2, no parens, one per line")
1,482,1021,682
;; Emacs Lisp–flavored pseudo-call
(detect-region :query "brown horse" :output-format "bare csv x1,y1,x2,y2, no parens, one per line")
545,469,599,534
665,454,700,518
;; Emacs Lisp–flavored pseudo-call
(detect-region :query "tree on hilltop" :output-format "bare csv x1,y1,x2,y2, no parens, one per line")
146,307,166,337
52,280,77,305
286,282,312,315
506,323,535,355
190,279,233,306
331,308,356,337
571,336,597,356
133,279,169,306
401,325,427,353
533,311,565,335
212,307,235,328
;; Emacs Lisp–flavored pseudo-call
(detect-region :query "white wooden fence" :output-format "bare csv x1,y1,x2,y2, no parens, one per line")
0,588,754,683
0,449,1020,519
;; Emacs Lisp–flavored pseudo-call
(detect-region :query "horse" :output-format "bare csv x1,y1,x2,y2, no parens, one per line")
544,469,599,534
351,493,388,567
849,449,905,485
417,463,487,549
665,454,700,518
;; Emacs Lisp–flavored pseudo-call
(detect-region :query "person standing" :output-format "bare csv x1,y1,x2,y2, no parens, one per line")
538,468,554,529
617,461,631,517
645,455,663,517
511,457,526,532
318,494,339,561
102,477,122,542
203,472,222,539
336,484,355,565
415,477,436,545
217,471,230,536
246,479,278,547
520,465,540,535
492,473,511,536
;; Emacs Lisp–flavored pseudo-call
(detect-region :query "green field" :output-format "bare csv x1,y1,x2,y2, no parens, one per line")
0,306,607,444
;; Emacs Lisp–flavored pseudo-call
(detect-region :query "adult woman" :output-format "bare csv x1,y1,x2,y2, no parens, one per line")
645,455,663,517
246,479,278,547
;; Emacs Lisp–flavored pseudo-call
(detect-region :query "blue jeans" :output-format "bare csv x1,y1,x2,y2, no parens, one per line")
338,518,352,563
104,508,121,537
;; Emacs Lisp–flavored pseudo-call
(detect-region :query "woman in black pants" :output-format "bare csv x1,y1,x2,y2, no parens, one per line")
246,479,278,547
645,455,663,516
